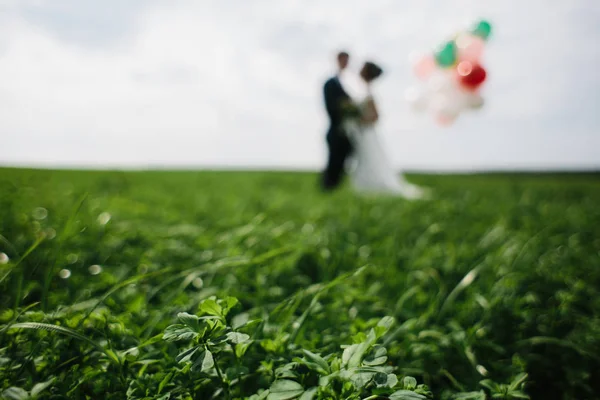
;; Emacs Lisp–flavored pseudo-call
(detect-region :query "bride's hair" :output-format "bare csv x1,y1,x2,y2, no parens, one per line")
363,62,384,82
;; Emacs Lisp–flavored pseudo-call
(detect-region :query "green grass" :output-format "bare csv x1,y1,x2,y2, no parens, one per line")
1,168,599,400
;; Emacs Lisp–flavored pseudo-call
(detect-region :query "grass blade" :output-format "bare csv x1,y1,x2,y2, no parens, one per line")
7,322,118,363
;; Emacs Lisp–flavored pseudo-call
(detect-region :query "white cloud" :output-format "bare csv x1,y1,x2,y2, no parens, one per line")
0,0,599,170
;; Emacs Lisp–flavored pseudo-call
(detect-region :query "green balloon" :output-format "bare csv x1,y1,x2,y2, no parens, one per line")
434,41,457,68
472,20,492,40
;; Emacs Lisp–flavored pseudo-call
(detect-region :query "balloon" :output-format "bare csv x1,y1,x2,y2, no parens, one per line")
413,55,436,80
428,71,456,94
456,89,484,110
405,19,491,127
458,62,487,91
472,20,492,40
456,33,485,63
431,91,463,120
404,86,429,112
434,41,458,68
456,61,473,77
466,93,484,109
436,114,457,126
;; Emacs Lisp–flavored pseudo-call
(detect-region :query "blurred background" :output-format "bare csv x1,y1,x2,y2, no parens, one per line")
1,0,599,172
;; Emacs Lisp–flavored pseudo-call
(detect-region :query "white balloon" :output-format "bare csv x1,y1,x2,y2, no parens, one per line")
404,86,429,112
465,92,485,109
427,71,455,94
430,90,464,119
456,89,473,112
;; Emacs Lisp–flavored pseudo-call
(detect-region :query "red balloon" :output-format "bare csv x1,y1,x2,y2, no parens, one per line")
459,62,487,91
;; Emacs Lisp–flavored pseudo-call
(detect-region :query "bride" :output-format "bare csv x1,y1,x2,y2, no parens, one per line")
343,61,427,199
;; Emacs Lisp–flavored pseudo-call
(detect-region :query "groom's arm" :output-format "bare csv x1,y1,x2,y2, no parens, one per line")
332,80,363,120
325,79,351,123
323,79,338,118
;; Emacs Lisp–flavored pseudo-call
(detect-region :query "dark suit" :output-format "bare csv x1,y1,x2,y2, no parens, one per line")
321,76,353,191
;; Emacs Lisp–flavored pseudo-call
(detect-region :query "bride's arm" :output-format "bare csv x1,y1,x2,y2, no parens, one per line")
361,97,378,124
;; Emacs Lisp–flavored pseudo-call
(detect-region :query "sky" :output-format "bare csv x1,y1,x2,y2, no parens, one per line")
0,0,599,171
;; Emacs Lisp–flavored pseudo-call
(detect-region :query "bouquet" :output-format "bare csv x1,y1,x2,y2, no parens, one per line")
341,100,362,120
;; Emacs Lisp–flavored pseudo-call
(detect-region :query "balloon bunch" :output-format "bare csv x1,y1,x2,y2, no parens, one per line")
405,20,492,126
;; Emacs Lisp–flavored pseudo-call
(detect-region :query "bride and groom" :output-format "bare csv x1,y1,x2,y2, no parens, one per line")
321,51,427,199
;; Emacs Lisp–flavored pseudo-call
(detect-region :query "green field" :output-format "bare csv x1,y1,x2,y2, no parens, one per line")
1,168,599,400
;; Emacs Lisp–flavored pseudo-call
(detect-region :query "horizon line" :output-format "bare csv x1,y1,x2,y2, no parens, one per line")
1,163,599,175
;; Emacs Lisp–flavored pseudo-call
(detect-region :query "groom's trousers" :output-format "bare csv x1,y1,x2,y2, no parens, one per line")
322,129,353,191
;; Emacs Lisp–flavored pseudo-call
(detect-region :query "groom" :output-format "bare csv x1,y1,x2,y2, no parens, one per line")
321,51,355,191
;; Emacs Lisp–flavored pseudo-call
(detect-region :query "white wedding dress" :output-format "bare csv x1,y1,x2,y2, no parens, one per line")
344,95,426,199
